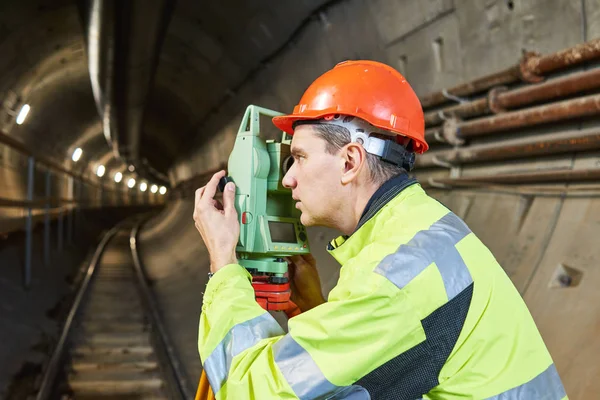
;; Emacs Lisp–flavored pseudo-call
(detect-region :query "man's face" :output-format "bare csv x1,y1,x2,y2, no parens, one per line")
282,125,343,227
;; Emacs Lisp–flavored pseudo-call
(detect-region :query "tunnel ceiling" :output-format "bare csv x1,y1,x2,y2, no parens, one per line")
0,0,331,184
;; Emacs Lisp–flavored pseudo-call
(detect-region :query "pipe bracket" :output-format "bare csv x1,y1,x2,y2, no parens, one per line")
488,86,509,114
442,89,470,104
442,117,466,146
519,51,545,83
427,177,452,189
431,155,455,169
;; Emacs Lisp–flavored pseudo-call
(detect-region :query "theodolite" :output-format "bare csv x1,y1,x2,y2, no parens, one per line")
218,105,310,312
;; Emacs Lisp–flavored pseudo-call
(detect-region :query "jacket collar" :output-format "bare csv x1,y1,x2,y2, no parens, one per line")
327,173,418,263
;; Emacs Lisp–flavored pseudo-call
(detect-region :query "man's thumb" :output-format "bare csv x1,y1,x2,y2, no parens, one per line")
224,182,236,214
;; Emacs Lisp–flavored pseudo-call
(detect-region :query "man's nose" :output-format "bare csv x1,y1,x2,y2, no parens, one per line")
282,168,296,189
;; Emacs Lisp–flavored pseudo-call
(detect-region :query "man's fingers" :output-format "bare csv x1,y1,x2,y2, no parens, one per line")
290,254,317,269
195,186,206,206
223,182,237,217
302,253,317,266
211,199,224,211
289,255,307,267
200,171,226,204
193,187,206,221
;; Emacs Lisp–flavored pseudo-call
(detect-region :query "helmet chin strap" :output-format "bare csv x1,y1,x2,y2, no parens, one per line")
314,115,416,171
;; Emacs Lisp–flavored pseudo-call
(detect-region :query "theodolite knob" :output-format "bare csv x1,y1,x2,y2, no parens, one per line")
218,176,234,193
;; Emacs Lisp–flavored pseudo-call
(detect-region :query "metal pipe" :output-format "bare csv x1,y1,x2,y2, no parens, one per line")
425,67,600,126
418,127,600,168
0,197,78,209
0,129,98,187
416,128,600,168
58,210,63,252
457,93,600,139
431,168,600,185
79,0,174,185
495,67,600,111
420,38,600,109
76,180,83,233
67,177,74,244
424,128,444,144
425,98,488,127
25,157,35,289
44,170,51,266
420,65,522,108
524,38,600,77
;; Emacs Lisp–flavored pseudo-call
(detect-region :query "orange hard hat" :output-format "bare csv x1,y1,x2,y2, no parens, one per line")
272,60,428,153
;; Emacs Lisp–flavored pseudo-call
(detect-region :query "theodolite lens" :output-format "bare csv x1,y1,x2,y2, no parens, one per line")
282,155,294,175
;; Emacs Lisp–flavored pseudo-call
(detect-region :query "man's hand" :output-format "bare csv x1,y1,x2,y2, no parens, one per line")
193,170,240,273
287,254,326,312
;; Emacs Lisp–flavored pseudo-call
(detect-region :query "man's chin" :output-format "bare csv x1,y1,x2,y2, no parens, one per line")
300,213,313,227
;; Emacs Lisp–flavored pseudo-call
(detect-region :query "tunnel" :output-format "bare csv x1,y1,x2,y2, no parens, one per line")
1,0,600,398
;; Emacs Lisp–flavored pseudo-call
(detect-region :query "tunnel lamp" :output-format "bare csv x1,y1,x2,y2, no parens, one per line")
96,165,105,177
150,184,158,194
128,178,136,188
16,104,30,125
114,172,123,183
72,148,83,162
159,186,167,195
140,182,148,192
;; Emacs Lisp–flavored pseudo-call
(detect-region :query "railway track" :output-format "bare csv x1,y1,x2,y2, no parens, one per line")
36,218,191,399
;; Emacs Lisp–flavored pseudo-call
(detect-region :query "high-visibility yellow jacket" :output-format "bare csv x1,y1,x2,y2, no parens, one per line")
198,177,567,400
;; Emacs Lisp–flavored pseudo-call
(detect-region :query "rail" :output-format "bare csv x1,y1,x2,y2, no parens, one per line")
130,221,194,398
35,221,125,400
35,217,190,399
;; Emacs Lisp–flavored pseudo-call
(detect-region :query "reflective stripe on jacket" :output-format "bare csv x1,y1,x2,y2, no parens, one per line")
198,182,567,400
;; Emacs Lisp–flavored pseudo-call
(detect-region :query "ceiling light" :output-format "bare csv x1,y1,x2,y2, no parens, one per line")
159,186,167,195
72,148,83,162
128,165,135,172
16,104,30,125
150,184,158,194
96,164,105,177
127,178,136,188
140,182,147,192
114,172,123,183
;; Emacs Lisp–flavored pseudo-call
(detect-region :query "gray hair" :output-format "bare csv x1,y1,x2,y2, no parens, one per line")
310,124,407,184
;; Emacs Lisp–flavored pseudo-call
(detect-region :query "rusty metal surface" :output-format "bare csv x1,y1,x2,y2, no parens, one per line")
418,127,600,167
424,98,489,126
432,168,600,184
424,128,443,143
419,65,521,109
499,67,600,110
424,67,600,127
525,38,600,76
420,38,600,110
458,93,600,138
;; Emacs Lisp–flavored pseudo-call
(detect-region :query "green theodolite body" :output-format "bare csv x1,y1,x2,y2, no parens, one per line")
227,105,310,281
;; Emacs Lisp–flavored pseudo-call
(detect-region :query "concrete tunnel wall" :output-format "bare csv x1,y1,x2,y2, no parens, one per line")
135,0,600,397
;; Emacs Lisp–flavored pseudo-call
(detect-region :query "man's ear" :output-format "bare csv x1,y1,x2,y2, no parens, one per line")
340,143,367,185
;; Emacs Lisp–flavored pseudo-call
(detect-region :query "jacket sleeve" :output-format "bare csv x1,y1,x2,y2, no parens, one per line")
198,262,426,399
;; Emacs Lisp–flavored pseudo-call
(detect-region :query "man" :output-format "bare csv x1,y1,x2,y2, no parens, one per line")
193,60,567,399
